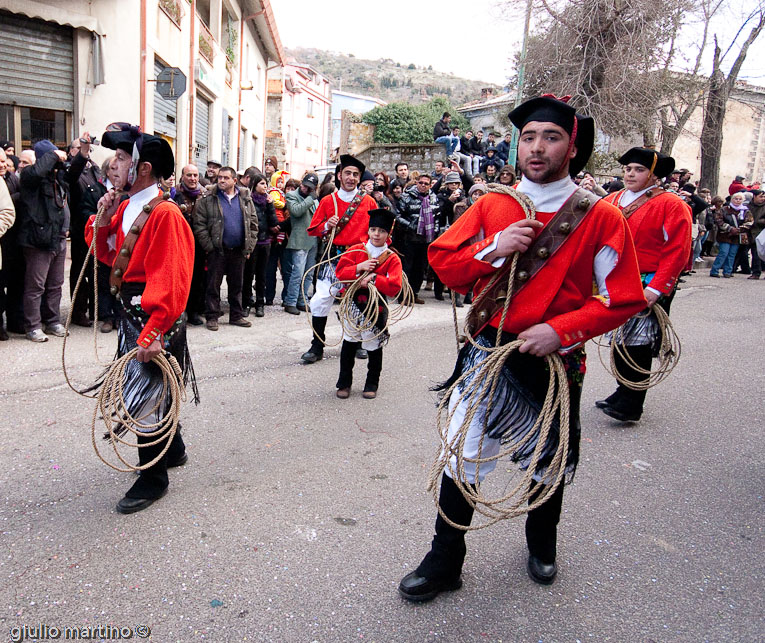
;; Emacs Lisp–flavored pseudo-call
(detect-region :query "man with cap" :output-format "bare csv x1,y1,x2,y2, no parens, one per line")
596,147,692,423
283,173,319,314
398,95,646,602
300,155,377,363
18,138,91,342
201,160,221,187
90,123,197,514
728,175,747,195
333,208,402,399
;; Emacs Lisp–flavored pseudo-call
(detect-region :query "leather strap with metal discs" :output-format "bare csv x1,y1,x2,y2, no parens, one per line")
109,192,171,296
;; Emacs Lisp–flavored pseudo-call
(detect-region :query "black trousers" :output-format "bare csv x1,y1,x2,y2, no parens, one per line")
187,238,207,315
69,222,93,320
336,341,384,391
125,429,186,500
609,344,653,415
242,244,270,306
0,235,25,332
205,248,245,321
96,261,118,322
399,238,429,295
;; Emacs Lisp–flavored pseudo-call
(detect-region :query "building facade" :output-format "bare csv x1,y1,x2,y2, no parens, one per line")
0,0,283,173
265,63,331,178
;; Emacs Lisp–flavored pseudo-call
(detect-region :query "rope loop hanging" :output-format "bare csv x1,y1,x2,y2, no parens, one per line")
432,185,572,530
62,197,187,472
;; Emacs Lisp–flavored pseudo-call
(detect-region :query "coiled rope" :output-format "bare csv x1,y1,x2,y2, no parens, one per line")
300,226,415,346
62,195,185,472
428,184,572,530
594,303,680,390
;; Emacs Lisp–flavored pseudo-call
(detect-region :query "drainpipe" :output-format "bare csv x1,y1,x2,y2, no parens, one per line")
139,0,147,130
236,12,245,168
188,0,197,165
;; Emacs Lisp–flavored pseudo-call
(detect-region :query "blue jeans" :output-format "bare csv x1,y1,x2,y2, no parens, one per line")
434,135,458,156
282,248,308,306
710,242,737,275
302,240,318,304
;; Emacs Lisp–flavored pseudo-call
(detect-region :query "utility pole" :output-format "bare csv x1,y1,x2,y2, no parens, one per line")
508,0,533,170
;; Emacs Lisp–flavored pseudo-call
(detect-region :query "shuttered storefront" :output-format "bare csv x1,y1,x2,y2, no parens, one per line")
0,11,73,111
153,59,177,140
194,94,211,168
0,11,74,149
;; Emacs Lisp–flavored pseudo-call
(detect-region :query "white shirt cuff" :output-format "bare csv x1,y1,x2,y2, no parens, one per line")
646,286,662,296
474,231,506,267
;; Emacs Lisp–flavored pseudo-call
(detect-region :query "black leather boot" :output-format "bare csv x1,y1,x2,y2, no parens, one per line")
363,348,383,398
301,316,326,363
601,345,653,422
336,340,359,393
399,474,474,602
117,432,171,514
525,482,565,584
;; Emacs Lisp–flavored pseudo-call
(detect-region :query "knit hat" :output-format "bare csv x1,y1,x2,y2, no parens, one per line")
444,171,461,184
33,140,57,158
468,184,488,197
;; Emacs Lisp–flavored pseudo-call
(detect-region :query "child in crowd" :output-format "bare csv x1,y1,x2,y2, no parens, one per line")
333,209,402,399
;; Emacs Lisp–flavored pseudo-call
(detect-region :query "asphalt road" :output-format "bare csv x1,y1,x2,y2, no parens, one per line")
0,270,762,642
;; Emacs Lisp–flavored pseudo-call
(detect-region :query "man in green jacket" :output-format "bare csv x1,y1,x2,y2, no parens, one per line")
282,174,319,314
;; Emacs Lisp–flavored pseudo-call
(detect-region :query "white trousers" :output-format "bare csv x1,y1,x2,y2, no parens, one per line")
444,386,501,484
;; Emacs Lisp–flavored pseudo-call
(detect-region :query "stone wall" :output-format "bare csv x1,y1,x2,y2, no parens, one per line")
339,111,375,155
264,94,286,166
355,143,445,174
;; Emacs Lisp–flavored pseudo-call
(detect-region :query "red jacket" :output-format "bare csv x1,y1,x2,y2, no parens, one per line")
728,180,746,195
91,191,194,346
604,190,692,295
307,192,376,247
335,243,403,298
428,192,646,350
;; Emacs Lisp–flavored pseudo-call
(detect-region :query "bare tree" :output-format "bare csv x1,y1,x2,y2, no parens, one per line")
698,7,765,192
509,0,723,154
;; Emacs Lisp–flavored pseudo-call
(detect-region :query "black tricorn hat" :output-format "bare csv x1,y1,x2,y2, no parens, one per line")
368,208,395,233
617,147,675,179
102,124,175,179
509,94,594,176
339,154,366,176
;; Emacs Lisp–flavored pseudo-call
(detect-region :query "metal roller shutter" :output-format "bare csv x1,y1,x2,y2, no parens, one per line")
194,95,210,168
153,60,177,139
0,11,74,111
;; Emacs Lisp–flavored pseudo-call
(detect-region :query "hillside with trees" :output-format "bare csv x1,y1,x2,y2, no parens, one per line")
285,47,501,105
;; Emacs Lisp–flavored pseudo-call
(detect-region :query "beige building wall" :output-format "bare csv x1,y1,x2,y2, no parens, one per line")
670,87,765,194
1,0,278,173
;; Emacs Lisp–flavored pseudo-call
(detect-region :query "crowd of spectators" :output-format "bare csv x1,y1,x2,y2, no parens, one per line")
1,127,763,344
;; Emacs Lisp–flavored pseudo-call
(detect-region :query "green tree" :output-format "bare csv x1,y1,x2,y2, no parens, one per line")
363,98,470,144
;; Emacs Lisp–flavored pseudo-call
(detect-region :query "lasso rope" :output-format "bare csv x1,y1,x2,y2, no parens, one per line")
300,227,415,346
429,184,571,530
594,303,680,390
62,195,185,472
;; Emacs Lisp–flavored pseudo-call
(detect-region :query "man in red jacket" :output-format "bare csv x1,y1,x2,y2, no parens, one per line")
300,154,376,363
398,95,646,602
93,124,196,514
597,147,692,422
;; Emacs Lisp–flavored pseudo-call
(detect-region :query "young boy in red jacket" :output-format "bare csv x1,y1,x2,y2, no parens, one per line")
334,209,402,399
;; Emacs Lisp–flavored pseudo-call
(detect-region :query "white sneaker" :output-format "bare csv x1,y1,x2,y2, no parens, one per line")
45,323,68,337
26,329,49,342
694,257,704,263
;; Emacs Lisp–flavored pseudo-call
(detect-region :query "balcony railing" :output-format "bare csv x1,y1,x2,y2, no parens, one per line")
198,17,215,64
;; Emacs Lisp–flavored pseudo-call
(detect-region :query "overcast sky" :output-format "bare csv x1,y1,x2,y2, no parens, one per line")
271,0,765,88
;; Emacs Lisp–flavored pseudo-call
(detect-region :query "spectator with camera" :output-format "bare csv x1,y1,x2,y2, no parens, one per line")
18,137,90,342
